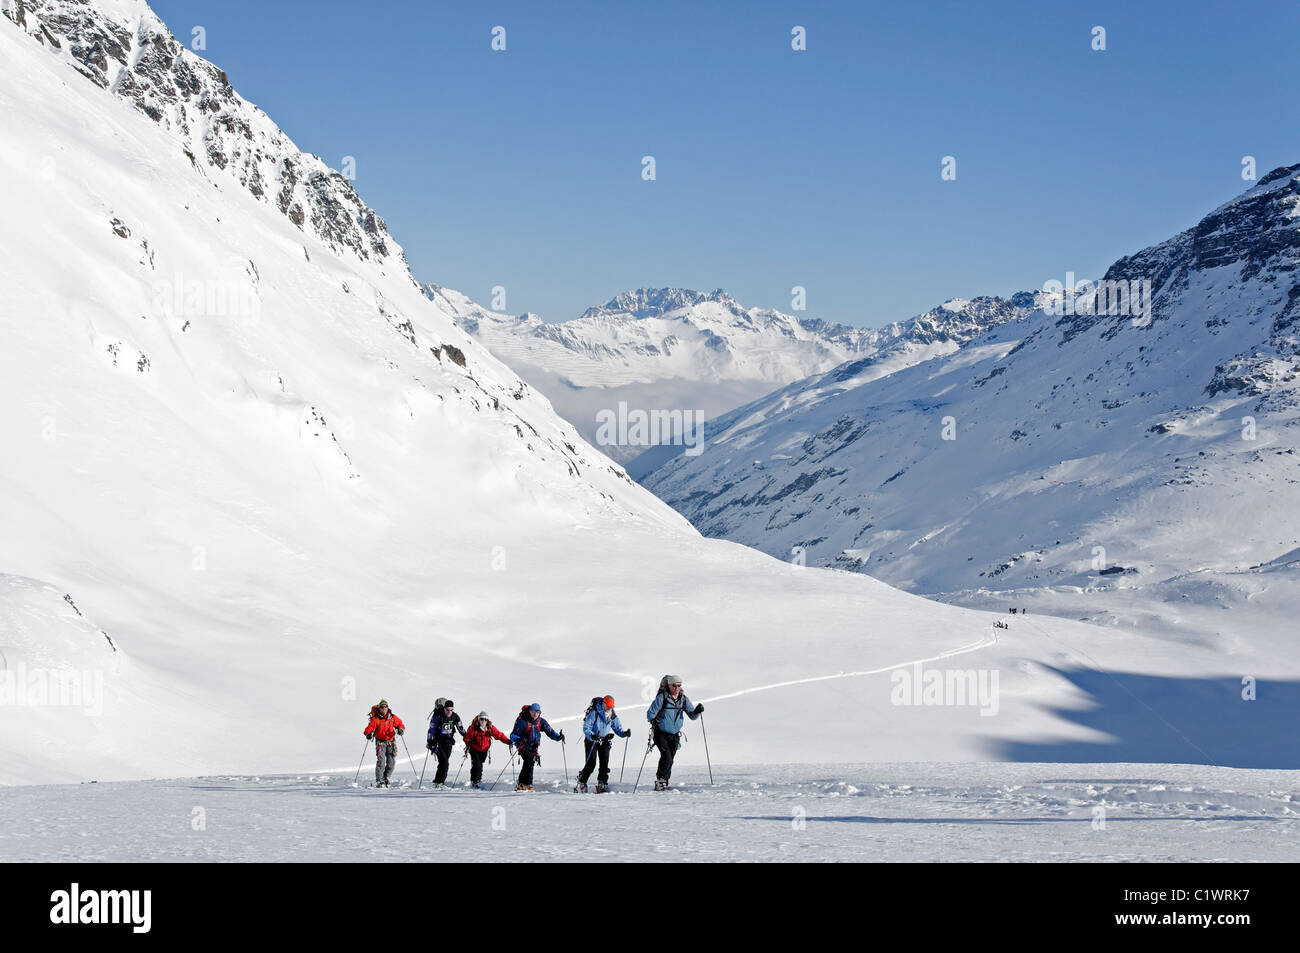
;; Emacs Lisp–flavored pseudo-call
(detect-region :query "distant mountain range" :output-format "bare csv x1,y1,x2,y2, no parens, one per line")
433,283,1045,466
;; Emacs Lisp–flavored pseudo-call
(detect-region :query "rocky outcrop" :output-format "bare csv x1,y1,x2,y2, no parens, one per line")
3,0,402,268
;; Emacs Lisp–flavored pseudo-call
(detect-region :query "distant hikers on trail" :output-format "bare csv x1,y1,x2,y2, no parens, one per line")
357,678,709,793
363,699,406,788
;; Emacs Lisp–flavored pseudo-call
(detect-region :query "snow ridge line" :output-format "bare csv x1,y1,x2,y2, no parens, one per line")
306,624,1000,775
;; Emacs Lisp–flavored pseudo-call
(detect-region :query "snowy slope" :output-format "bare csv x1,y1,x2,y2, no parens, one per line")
643,170,1300,609
435,286,1039,466
2,0,1294,788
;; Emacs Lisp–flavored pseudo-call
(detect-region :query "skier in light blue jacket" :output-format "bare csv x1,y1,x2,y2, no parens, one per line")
646,675,702,790
575,695,631,792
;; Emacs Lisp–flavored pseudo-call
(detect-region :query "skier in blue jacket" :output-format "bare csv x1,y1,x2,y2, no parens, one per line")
575,695,632,793
509,703,563,791
646,675,702,790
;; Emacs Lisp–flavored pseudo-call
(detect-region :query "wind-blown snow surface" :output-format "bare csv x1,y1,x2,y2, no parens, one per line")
2,0,1292,791
3,764,1296,862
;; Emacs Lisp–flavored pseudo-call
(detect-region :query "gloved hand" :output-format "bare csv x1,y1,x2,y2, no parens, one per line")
558,730,566,742
693,704,704,715
364,732,373,740
426,740,435,753
623,729,632,738
397,727,405,735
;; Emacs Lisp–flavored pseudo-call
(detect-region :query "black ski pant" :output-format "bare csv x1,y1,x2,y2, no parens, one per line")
578,736,612,785
432,741,454,784
516,748,538,787
653,727,681,782
469,748,488,785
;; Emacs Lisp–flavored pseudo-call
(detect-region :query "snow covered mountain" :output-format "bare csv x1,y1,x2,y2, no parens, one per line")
434,283,1041,467
4,0,403,268
642,168,1300,618
436,286,879,389
3,0,1294,788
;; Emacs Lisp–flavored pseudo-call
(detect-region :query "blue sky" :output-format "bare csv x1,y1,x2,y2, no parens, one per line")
151,0,1299,328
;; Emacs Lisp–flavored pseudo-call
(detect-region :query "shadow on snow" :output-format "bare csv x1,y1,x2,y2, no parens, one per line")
991,668,1300,768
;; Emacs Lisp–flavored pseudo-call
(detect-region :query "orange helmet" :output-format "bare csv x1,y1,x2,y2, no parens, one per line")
603,695,616,709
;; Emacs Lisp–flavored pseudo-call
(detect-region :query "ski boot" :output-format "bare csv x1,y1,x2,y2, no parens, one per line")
574,781,587,793
653,778,668,791
595,783,608,794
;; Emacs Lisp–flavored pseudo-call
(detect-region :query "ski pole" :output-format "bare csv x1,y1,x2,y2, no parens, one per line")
699,713,714,785
452,747,467,787
632,732,654,794
574,736,605,788
561,736,569,785
580,737,600,774
400,732,420,782
620,734,629,783
489,748,515,791
353,737,371,784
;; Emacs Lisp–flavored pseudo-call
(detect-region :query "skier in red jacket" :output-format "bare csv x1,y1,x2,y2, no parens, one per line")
462,711,512,788
363,699,406,788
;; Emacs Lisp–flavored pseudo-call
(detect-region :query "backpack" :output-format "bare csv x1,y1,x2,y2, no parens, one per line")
584,696,605,716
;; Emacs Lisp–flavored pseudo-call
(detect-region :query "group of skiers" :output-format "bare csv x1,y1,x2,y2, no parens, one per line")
361,676,704,792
